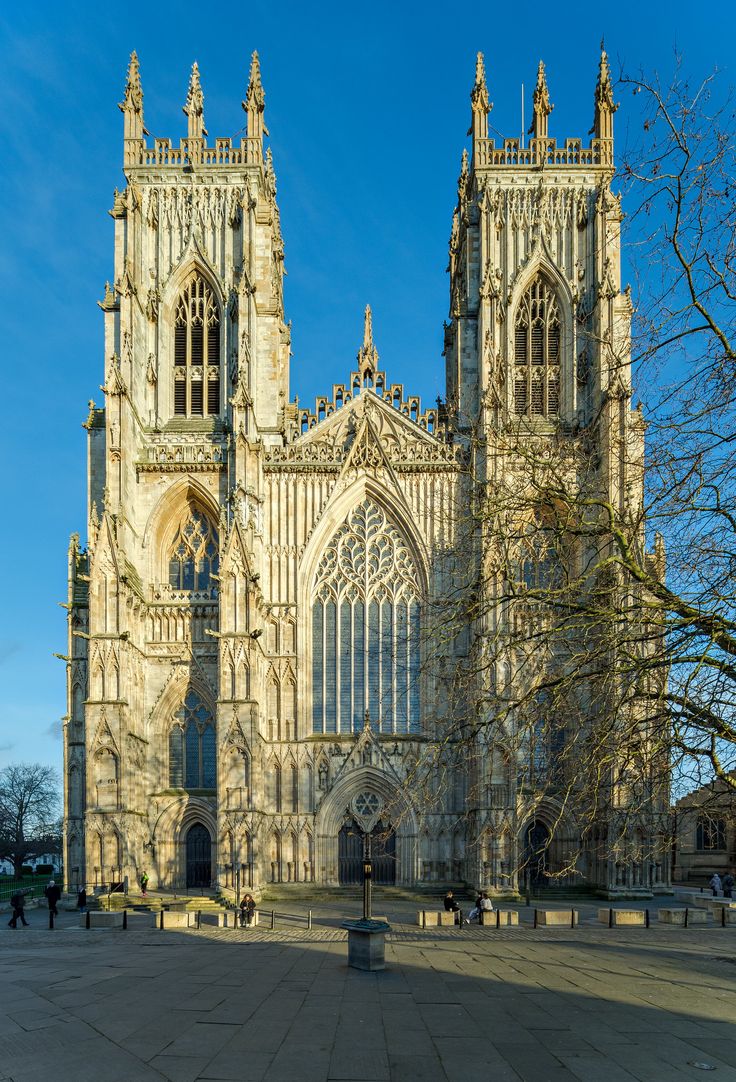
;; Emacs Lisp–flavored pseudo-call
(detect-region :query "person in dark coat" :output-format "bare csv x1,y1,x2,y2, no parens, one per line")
239,893,256,927
722,871,734,899
44,880,61,916
444,890,462,925
77,886,87,912
8,889,29,928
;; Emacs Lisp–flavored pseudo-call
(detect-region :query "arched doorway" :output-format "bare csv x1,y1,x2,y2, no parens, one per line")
186,823,212,888
338,818,396,885
523,819,550,886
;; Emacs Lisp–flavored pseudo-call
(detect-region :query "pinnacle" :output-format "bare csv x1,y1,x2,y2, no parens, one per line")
358,304,379,375
529,59,553,137
470,50,491,117
183,60,206,136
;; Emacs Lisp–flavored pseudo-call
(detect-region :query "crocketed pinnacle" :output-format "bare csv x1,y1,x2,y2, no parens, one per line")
119,51,147,144
357,305,379,376
245,50,265,113
529,59,553,138
593,41,614,139
183,61,207,139
469,51,492,142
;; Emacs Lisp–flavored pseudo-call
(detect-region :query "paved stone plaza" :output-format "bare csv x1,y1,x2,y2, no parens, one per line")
2,906,736,1082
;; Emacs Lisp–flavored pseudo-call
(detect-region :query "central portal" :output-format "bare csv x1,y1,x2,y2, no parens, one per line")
185,822,212,888
338,818,396,885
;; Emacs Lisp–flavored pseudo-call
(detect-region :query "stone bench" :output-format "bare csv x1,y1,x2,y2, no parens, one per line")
535,909,579,927
597,908,647,927
659,908,709,925
480,909,519,926
197,910,260,928
416,911,461,927
79,911,125,929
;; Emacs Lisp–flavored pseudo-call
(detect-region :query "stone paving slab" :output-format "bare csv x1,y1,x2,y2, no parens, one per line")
2,920,736,1081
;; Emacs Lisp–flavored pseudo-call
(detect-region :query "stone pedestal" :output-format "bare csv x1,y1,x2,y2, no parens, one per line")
342,919,390,971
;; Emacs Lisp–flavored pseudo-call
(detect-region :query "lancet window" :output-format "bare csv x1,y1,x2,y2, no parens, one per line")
169,690,216,789
513,276,561,417
173,275,221,417
312,499,421,735
168,510,219,593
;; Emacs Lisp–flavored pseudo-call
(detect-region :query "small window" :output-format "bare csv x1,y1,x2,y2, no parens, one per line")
168,510,219,593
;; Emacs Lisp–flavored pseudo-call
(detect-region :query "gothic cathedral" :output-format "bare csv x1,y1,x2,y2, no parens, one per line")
63,51,671,897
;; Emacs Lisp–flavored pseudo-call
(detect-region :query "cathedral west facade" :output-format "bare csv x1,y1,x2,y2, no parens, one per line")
63,50,671,897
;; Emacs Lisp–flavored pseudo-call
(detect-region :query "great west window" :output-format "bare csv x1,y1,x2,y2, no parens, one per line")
312,500,421,735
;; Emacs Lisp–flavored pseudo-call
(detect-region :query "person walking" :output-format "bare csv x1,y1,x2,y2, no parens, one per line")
239,893,256,927
140,871,149,897
77,885,87,913
44,880,61,917
722,871,734,899
8,889,29,928
710,872,723,897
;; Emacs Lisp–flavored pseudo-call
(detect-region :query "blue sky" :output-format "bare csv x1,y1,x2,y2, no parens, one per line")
0,1,732,775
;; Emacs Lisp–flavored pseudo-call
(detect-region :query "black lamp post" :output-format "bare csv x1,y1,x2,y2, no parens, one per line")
362,831,372,921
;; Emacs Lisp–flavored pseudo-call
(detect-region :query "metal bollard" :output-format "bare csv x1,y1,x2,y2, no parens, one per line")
421,910,426,929
271,909,275,930
49,909,54,930
496,909,501,929
645,909,650,928
123,909,128,930
684,907,689,928
86,910,90,929
308,910,312,930
722,906,727,928
533,908,538,929
197,910,201,930
609,908,613,929
159,910,164,930
571,908,575,929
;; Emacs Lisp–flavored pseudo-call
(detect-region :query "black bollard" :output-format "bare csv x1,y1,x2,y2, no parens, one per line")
271,909,275,930
496,908,501,929
197,910,201,930
533,908,538,929
684,907,689,928
86,910,91,929
645,908,650,928
49,909,54,930
159,910,164,930
608,908,613,929
571,908,575,928
123,909,128,930
723,906,727,928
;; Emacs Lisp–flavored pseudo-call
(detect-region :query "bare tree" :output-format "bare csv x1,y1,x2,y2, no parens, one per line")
416,62,736,890
0,763,60,878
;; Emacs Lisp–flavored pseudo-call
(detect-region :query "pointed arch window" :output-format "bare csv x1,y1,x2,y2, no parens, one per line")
169,690,216,789
514,276,561,417
173,275,221,417
168,509,219,593
311,499,422,735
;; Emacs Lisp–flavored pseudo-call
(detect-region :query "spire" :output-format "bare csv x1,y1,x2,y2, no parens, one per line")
119,51,147,149
592,41,618,143
243,50,268,162
457,147,469,204
183,61,207,141
528,60,553,139
469,51,491,145
357,305,379,378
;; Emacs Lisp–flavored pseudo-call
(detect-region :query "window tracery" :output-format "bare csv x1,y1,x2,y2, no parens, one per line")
173,275,221,417
168,509,219,592
513,276,561,417
312,499,421,735
169,690,216,789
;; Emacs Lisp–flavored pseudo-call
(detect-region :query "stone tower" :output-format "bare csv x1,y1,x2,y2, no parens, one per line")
63,49,670,899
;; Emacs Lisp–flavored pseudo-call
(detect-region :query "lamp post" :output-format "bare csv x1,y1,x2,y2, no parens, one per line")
362,831,372,921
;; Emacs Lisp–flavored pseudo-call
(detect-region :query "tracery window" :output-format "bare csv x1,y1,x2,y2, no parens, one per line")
173,275,221,417
696,816,726,851
168,510,219,592
169,690,216,789
517,518,563,592
514,276,561,417
312,499,421,735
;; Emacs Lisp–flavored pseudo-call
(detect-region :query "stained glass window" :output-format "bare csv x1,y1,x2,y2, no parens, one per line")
169,690,216,789
168,510,219,593
312,500,422,734
173,275,221,418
